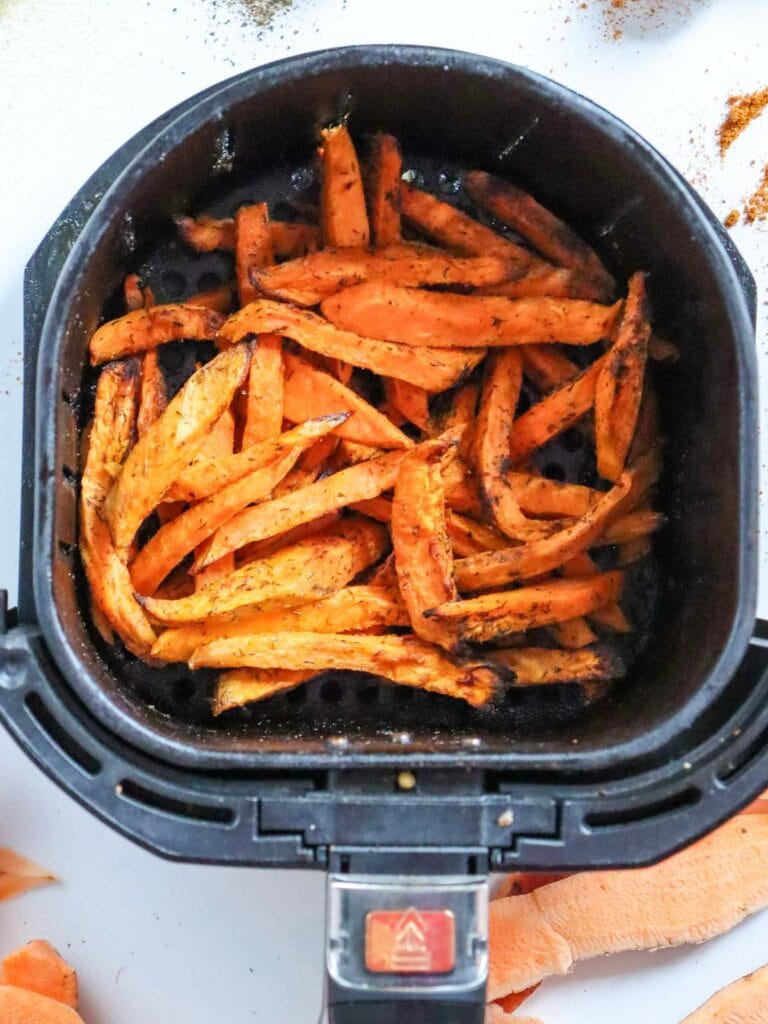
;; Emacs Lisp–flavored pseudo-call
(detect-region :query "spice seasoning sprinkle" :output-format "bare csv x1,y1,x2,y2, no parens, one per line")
717,88,768,157
744,164,768,224
724,209,740,229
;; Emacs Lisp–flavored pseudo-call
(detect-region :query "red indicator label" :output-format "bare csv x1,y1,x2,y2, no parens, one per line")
365,908,456,974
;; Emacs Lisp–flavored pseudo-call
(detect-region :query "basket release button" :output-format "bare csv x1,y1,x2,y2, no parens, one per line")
365,908,455,974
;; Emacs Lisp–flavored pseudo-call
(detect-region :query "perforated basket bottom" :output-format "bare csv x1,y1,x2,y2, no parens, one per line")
72,152,660,740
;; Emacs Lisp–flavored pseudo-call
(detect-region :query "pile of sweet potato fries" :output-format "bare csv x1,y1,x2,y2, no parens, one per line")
80,125,670,714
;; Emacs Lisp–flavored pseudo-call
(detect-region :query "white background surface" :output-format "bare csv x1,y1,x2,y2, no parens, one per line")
2,1,768,1021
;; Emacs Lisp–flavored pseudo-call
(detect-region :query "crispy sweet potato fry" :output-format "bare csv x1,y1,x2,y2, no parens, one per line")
137,349,167,438
130,416,336,595
214,669,316,713
446,512,509,557
177,216,319,257
241,334,284,448
400,181,536,269
550,616,597,648
270,221,320,259
392,439,458,648
123,273,145,311
195,450,405,569
445,463,484,517
321,283,620,348
367,132,402,247
251,245,516,306
430,380,479,455
488,646,623,686
320,124,370,247
507,473,601,518
235,202,274,306
427,571,624,643
236,512,342,566
561,552,629,634
488,814,768,1000
599,509,665,545
383,377,430,430
152,585,408,663
473,349,529,536
477,264,606,301
299,432,339,470
218,299,485,391
1,940,78,1008
190,632,502,706
521,344,580,392
509,354,608,463
103,342,250,556
185,283,235,314
142,519,388,625
465,170,615,300
0,849,55,903
90,303,224,364
337,439,384,465
283,352,412,448
595,272,651,481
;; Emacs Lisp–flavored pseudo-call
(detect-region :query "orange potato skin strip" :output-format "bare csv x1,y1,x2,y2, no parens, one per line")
218,299,485,392
488,814,768,1000
0,849,56,903
392,439,458,649
428,572,623,643
0,985,85,1023
595,271,651,481
251,244,516,306
383,377,430,430
213,669,315,713
321,283,620,348
509,354,608,463
473,349,528,535
489,646,622,686
400,181,536,270
90,304,224,364
455,473,631,589
235,202,273,306
367,132,402,247
241,334,284,448
196,450,405,568
190,631,502,706
152,586,408,663
681,964,768,1024
320,124,370,247
1,941,78,1009
283,352,412,449
143,519,388,625
464,170,615,300
103,343,250,556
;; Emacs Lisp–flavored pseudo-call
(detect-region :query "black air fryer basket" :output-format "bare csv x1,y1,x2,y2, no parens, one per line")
2,47,766,1021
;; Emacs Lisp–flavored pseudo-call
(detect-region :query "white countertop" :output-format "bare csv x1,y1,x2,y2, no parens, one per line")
2,1,768,1021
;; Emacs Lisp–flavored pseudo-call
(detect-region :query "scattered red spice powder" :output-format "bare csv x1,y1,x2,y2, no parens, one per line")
717,88,768,156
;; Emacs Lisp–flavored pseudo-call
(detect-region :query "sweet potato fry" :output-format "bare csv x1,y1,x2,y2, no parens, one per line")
617,536,652,566
400,181,535,269
218,300,485,391
561,552,629,633
430,380,479,456
477,264,606,301
177,215,319,258
283,352,412,448
392,438,458,648
509,354,608,463
682,964,768,1024
599,509,665,545
488,646,623,686
337,439,384,465
299,432,339,470
550,616,597,648
649,333,680,363
130,417,334,595
123,273,145,311
383,377,430,430
507,473,601,518
195,450,405,569
0,849,55,903
464,170,615,300
521,344,580,392
321,283,620,348
473,349,529,536
320,124,370,247
0,985,84,1023
90,303,225,364
137,349,167,438
241,334,284,448
190,631,503,706
444,463,484,517
152,585,408,663
595,271,651,480
271,461,324,499
214,669,315,713
142,519,388,625
426,571,623,643
184,283,235,313
488,814,768,1000
445,512,509,557
486,1008,543,1024
270,221,320,259
235,202,274,306
103,342,250,556
455,474,631,589
236,512,342,566
367,132,402,247
251,244,516,306
1,940,78,1008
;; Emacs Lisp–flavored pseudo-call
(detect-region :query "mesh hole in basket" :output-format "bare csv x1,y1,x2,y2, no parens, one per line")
161,270,187,298
560,428,584,452
196,271,222,292
285,685,308,705
516,390,532,415
172,678,196,704
543,462,566,482
320,678,344,704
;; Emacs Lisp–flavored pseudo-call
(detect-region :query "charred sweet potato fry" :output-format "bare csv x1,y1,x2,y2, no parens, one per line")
383,377,430,430
137,349,167,438
195,450,405,569
190,631,502,706
392,438,459,648
103,342,250,557
465,170,615,300
283,352,412,448
320,124,370,247
123,273,145,311
214,669,316,713
427,571,624,643
176,215,236,252
142,519,388,625
251,244,515,306
367,132,402,247
595,272,651,481
90,303,224,364
454,473,631,590
152,586,408,663
488,646,623,686
218,299,485,391
321,283,620,348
